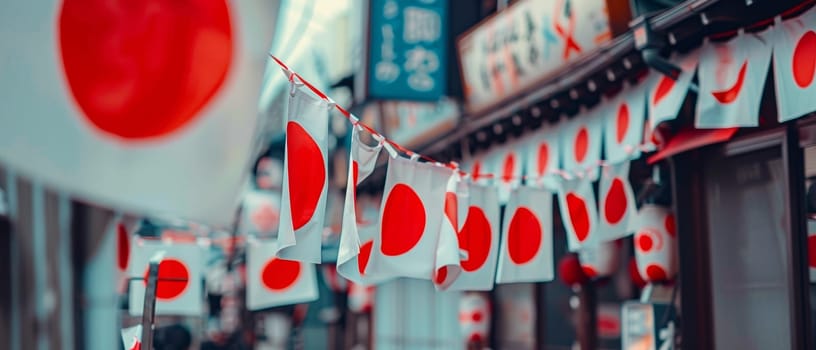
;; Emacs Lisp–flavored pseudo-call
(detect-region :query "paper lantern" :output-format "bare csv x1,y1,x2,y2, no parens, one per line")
632,204,678,282
558,254,588,287
459,292,491,345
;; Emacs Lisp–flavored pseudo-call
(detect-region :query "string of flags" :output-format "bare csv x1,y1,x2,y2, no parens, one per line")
118,6,816,317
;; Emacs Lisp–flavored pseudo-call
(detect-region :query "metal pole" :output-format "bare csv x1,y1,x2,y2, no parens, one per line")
140,251,165,350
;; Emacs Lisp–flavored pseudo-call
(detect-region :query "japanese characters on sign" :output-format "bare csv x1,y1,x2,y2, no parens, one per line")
367,0,448,101
458,0,612,114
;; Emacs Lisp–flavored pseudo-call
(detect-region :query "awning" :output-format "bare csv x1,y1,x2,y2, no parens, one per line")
647,127,738,164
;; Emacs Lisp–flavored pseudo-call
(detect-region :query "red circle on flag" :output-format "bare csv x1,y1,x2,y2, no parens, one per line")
652,75,675,106
502,153,516,182
435,266,448,284
358,240,374,275
143,258,190,300
286,121,326,231
381,184,426,256
262,258,301,291
603,178,628,225
459,206,492,272
58,0,233,140
537,143,550,176
566,192,591,242
616,104,630,144
664,214,676,237
808,235,816,268
793,30,816,88
574,127,589,162
507,207,542,264
117,223,129,271
645,264,668,281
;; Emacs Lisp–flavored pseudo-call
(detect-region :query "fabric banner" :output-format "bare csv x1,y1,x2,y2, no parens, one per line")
120,324,142,350
463,156,492,186
367,156,452,280
488,146,523,204
433,172,467,290
128,239,203,316
277,85,332,263
773,7,816,122
523,125,561,191
240,189,281,238
604,84,646,164
558,177,600,252
496,187,554,283
246,238,319,310
646,49,701,129
449,185,501,291
0,1,270,226
337,126,386,285
696,32,772,128
560,110,603,181
597,162,636,241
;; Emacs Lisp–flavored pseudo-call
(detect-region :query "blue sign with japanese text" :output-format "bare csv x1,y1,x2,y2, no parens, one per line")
367,0,447,101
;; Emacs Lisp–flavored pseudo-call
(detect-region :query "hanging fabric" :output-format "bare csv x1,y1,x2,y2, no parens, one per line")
448,185,501,291
496,187,555,283
772,6,816,122
246,238,319,310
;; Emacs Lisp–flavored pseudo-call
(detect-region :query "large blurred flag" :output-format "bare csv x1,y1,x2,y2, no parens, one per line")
773,6,816,122
0,1,271,226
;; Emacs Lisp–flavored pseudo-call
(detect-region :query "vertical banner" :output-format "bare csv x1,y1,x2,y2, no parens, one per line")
489,145,524,204
449,185,500,291
598,162,636,241
433,173,467,290
246,238,319,310
524,125,561,191
367,156,452,280
604,84,646,164
561,110,603,181
128,239,203,316
772,7,816,122
696,32,772,128
646,50,701,129
364,0,448,101
558,177,600,252
277,85,332,263
496,187,554,283
337,127,384,285
240,189,281,238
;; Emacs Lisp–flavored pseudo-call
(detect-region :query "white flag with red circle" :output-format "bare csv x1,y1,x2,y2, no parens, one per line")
488,146,523,204
604,84,646,164
632,204,678,282
448,185,500,291
433,172,467,290
558,177,600,252
646,49,701,129
577,240,621,279
121,324,142,350
128,238,203,316
808,220,816,282
496,187,554,283
597,162,636,241
277,85,332,263
561,111,603,181
337,126,385,285
773,7,816,122
523,126,561,191
246,238,319,310
366,156,452,280
0,1,270,226
696,32,772,128
464,156,492,186
240,189,281,238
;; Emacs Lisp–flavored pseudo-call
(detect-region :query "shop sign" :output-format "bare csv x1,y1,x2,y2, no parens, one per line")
621,302,675,350
381,98,459,147
457,0,612,114
364,0,448,101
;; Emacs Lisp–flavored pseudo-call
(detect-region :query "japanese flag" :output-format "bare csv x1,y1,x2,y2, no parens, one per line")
808,220,816,282
558,177,600,252
464,156,492,186
597,162,636,241
489,146,523,204
577,240,621,279
277,84,332,263
646,49,701,129
561,111,603,181
604,84,646,164
632,204,678,282
773,7,816,122
433,172,467,290
496,187,554,283
246,238,319,310
448,185,500,291
337,127,385,285
128,238,203,316
121,324,142,350
0,1,272,226
696,31,772,128
240,189,281,238
523,126,561,191
366,156,452,280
